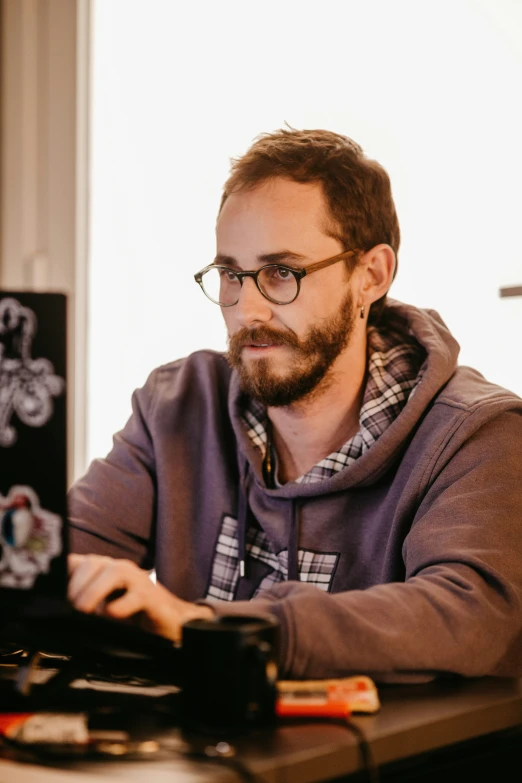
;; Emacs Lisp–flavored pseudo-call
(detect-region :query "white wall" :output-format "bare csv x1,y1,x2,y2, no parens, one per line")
87,0,522,466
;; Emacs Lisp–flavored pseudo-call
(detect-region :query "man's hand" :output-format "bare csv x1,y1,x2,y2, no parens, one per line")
67,554,214,642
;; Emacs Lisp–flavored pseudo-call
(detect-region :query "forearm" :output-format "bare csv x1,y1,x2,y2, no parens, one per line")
208,564,522,680
68,455,155,564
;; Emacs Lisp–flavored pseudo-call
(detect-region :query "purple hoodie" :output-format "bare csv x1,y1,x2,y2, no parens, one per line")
69,301,522,681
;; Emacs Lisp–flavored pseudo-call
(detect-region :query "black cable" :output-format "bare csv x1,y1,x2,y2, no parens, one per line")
344,718,380,783
271,716,380,783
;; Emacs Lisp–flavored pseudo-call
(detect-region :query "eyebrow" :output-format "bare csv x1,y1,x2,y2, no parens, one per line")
213,251,308,269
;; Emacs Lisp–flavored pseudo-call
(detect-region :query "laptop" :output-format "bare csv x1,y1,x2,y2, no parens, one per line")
0,291,180,687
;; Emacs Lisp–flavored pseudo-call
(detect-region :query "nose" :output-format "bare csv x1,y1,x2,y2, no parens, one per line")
234,277,273,328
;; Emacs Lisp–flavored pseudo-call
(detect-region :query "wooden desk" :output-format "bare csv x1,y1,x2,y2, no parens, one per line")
1,676,522,782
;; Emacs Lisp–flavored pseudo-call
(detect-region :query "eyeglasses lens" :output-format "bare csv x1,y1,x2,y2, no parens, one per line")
201,266,298,305
257,266,298,303
201,267,240,305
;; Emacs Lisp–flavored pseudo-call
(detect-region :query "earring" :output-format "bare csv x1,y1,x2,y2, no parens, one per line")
360,305,365,319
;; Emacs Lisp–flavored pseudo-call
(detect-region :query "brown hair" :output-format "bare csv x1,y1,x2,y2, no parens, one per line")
219,128,400,324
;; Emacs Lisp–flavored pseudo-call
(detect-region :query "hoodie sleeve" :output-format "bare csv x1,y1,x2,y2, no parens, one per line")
208,410,522,682
67,372,157,568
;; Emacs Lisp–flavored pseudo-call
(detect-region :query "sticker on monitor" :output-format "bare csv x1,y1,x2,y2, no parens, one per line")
0,486,62,589
0,296,65,448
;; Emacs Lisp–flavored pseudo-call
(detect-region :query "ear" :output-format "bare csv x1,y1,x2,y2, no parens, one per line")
356,244,396,306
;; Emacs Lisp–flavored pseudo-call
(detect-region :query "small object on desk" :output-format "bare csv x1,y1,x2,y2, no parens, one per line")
181,615,280,734
276,675,380,717
0,711,172,760
0,712,90,744
276,701,352,718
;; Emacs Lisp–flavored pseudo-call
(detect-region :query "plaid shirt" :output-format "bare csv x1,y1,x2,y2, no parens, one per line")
241,327,426,485
205,327,426,600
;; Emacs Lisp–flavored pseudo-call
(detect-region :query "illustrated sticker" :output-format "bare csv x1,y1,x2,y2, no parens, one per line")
0,297,65,447
0,486,62,589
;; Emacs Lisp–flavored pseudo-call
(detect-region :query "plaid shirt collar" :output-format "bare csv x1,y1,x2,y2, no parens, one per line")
240,327,426,485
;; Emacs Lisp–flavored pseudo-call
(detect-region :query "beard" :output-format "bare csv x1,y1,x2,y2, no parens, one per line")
227,290,356,407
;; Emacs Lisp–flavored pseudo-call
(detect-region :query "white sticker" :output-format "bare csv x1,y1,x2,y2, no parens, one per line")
0,297,64,447
0,485,62,588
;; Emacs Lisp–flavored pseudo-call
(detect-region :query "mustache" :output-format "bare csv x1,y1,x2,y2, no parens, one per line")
228,326,301,352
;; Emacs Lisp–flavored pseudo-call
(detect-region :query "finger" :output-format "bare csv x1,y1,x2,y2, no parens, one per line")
108,582,183,640
67,552,107,576
72,570,127,614
67,556,111,602
71,561,135,613
68,553,83,574
68,552,107,574
105,590,148,620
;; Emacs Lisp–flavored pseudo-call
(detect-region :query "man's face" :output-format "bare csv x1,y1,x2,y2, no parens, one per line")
216,178,358,407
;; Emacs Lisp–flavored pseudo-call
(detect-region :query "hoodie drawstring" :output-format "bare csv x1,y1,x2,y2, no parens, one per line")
237,459,249,579
238,459,301,584
287,499,300,581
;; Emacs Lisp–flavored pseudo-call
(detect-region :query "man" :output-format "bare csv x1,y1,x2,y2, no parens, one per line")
68,129,522,681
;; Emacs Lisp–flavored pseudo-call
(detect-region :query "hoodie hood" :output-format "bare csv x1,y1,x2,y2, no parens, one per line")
228,300,461,499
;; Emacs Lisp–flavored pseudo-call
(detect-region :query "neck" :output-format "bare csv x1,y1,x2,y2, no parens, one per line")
267,334,368,483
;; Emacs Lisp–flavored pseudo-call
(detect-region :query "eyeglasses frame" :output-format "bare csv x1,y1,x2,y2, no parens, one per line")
194,248,361,307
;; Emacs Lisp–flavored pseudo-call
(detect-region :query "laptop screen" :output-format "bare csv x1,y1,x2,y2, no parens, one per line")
0,291,68,600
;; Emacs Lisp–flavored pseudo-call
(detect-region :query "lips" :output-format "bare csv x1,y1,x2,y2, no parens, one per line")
228,328,300,363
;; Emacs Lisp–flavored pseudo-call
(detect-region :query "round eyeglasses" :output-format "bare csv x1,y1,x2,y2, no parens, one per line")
194,249,359,307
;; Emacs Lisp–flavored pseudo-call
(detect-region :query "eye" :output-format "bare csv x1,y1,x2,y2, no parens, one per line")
272,266,292,281
218,268,238,282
